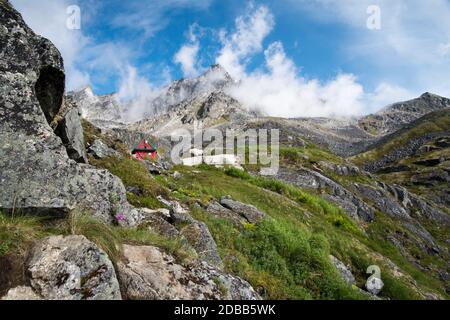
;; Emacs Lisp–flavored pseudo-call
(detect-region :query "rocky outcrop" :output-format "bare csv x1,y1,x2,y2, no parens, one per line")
139,208,180,238
358,92,450,136
0,2,142,225
26,235,121,300
88,139,121,159
67,86,125,129
354,184,410,220
117,245,259,300
219,196,266,224
206,201,246,228
355,182,450,225
363,132,450,173
377,182,450,224
318,161,363,177
329,255,356,286
181,221,223,269
54,97,88,163
155,197,222,267
275,167,375,222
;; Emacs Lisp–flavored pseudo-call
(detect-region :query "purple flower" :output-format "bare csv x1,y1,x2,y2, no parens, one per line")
115,213,126,222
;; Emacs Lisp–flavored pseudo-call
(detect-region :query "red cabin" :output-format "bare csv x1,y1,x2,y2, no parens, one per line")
132,139,157,160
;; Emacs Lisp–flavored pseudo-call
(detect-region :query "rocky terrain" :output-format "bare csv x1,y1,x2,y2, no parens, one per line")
0,0,449,301
358,92,450,136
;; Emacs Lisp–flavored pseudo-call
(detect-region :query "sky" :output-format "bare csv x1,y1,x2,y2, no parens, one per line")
10,0,450,118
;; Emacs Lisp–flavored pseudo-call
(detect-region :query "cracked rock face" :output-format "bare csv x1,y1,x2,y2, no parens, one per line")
0,2,142,225
26,235,121,300
117,245,260,300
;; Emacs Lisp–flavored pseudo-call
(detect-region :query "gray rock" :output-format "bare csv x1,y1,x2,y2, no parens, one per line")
354,183,410,220
143,161,162,175
138,208,180,238
219,196,266,224
1,286,42,300
359,92,450,136
329,255,356,286
319,161,362,176
377,182,450,224
152,198,222,267
0,1,141,225
363,131,450,173
88,139,121,159
157,196,195,223
26,235,121,300
54,98,88,163
117,245,259,300
206,201,245,228
411,170,450,186
275,167,375,222
181,221,223,269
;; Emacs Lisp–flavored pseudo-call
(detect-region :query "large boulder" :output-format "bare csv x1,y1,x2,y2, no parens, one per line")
54,97,88,163
0,1,141,225
329,255,356,286
219,196,266,224
87,139,121,159
117,245,259,300
26,235,122,300
180,221,223,269
206,201,246,228
153,197,222,268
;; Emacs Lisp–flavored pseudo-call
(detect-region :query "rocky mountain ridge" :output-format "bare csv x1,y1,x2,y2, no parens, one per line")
72,72,449,158
358,92,450,136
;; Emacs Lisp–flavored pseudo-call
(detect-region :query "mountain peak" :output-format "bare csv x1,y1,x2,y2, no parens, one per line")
200,64,233,83
419,92,447,100
359,92,450,136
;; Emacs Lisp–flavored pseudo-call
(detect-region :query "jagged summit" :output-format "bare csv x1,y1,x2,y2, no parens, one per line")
69,64,236,127
144,64,234,117
358,92,450,136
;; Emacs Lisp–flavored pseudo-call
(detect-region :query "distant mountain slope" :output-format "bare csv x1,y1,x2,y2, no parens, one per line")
130,90,259,137
352,109,450,210
67,86,126,129
353,109,450,170
358,93,450,136
69,65,450,159
69,65,235,128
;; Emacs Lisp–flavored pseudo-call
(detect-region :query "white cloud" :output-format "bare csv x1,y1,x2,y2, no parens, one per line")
216,4,275,79
216,4,422,118
227,42,365,118
174,43,200,77
174,25,202,78
117,65,161,122
289,0,450,98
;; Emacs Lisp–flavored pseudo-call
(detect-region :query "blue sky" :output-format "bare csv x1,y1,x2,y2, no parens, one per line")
10,0,450,117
